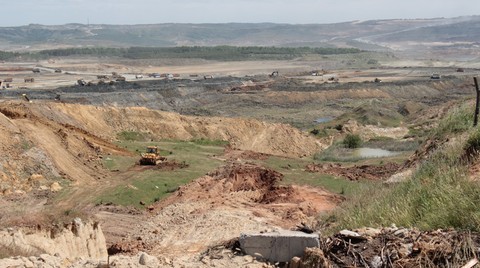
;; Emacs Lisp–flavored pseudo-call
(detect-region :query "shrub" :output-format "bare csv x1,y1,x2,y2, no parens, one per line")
464,127,480,158
343,134,362,148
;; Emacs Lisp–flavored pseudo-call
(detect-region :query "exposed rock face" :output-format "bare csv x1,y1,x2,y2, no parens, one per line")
0,218,107,260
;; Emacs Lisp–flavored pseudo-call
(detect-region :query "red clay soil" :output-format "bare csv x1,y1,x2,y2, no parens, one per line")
306,162,401,181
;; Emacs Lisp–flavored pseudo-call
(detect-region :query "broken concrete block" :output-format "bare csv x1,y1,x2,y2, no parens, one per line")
239,230,319,263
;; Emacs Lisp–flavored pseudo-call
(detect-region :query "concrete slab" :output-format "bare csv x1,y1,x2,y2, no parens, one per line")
239,230,319,262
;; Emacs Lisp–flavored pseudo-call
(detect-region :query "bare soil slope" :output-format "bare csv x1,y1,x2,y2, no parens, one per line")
0,100,324,195
27,101,325,158
103,163,340,259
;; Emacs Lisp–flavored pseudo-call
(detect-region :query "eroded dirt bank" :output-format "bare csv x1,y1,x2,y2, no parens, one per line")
0,101,324,196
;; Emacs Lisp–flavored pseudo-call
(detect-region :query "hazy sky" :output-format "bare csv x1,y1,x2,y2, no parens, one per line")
1,0,478,26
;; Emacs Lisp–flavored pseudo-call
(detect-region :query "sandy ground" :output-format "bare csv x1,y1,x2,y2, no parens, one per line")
0,57,475,90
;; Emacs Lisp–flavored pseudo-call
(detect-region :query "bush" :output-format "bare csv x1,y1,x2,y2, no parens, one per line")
343,134,362,148
464,127,480,158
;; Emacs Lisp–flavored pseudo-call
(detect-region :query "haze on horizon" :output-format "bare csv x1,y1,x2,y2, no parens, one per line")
1,0,479,27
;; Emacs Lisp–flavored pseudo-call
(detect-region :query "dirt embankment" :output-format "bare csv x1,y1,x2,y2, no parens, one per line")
0,102,132,196
0,100,323,193
26,101,324,158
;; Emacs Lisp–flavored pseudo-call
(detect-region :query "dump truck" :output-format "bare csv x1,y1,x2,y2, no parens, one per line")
140,146,166,165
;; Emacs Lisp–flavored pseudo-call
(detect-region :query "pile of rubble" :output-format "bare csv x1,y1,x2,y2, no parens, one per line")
286,226,480,267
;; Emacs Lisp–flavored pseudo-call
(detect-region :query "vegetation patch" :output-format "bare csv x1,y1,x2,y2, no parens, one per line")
343,134,362,148
96,139,226,208
116,131,152,142
263,156,363,196
324,103,480,233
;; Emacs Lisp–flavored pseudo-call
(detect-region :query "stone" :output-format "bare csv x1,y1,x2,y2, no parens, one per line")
240,230,320,263
302,247,331,268
30,174,45,181
354,227,381,238
289,256,301,268
339,230,361,237
370,255,383,268
138,252,158,266
393,228,409,237
399,243,413,257
50,182,63,192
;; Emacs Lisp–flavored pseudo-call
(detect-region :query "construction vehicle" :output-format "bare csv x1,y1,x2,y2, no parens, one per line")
22,94,32,102
140,146,166,165
77,79,87,86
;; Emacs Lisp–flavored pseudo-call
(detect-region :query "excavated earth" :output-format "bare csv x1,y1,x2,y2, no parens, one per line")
0,100,324,196
306,162,401,181
99,163,341,258
0,72,475,266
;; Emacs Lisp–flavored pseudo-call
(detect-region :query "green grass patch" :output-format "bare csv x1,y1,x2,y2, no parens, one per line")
116,131,152,142
363,136,420,152
313,145,365,162
189,138,229,146
103,155,137,171
95,139,226,208
262,156,363,196
96,170,194,208
324,103,480,233
432,104,473,140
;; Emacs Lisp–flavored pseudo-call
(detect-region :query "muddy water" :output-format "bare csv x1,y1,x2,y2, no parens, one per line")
354,147,401,158
314,117,334,123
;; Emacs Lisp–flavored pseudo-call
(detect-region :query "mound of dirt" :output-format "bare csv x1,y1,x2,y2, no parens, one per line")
108,163,340,258
306,162,401,181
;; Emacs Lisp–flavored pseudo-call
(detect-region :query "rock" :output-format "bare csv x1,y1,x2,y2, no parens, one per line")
302,247,331,268
50,182,63,192
370,255,383,268
39,185,49,190
138,252,159,266
24,259,35,268
399,243,413,257
240,230,320,263
339,230,361,237
342,120,359,133
393,228,409,237
30,174,45,181
355,227,381,238
243,255,254,262
289,256,301,268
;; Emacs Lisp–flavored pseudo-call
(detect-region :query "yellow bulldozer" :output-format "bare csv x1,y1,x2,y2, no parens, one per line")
139,146,166,165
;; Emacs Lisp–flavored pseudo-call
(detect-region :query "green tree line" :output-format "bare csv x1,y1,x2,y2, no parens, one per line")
2,46,362,61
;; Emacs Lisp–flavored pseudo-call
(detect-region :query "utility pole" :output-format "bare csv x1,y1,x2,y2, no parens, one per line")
474,77,479,126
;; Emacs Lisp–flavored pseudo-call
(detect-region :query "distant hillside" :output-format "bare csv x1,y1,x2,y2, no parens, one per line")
0,16,479,58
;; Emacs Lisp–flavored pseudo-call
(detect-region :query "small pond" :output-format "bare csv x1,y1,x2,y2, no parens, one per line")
314,117,334,124
353,147,402,158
